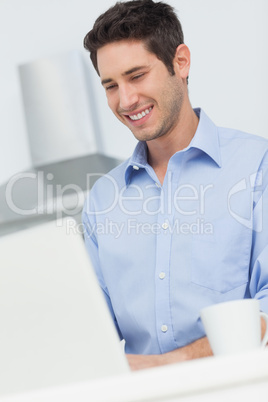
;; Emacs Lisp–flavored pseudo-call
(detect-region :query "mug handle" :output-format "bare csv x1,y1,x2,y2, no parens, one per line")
260,312,268,348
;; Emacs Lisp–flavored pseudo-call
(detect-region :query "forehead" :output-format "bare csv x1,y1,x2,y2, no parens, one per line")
97,40,157,80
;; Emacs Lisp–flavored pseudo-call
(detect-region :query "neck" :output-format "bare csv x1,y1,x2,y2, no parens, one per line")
147,102,198,184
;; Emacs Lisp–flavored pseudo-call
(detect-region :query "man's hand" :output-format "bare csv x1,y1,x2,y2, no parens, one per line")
126,336,213,371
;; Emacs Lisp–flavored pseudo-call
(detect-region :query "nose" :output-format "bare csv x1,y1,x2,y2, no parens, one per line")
118,84,139,111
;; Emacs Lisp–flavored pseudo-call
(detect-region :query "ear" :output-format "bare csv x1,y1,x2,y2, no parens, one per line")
173,44,191,81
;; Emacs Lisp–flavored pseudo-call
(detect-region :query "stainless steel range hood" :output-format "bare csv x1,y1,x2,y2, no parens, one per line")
0,50,122,236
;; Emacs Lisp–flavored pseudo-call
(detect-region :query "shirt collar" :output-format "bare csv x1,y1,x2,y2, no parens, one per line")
125,141,148,185
189,108,222,168
125,108,222,185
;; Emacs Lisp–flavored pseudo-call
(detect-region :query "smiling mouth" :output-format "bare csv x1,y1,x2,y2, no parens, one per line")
128,106,153,121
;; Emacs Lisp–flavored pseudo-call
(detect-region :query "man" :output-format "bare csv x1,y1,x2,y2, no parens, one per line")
82,0,268,370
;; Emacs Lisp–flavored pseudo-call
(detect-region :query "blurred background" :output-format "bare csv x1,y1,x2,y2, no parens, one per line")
0,0,267,235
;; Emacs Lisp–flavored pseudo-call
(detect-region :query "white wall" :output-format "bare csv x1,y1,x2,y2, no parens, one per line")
179,0,268,134
0,0,267,186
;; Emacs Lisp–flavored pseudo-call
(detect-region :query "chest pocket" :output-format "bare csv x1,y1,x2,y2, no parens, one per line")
191,232,250,293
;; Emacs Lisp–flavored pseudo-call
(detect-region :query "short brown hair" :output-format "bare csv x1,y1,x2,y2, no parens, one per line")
84,0,184,76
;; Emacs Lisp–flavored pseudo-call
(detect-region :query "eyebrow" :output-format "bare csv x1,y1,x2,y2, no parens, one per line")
101,65,148,86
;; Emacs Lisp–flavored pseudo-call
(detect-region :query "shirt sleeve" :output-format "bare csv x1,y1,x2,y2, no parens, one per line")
249,151,268,313
82,202,123,340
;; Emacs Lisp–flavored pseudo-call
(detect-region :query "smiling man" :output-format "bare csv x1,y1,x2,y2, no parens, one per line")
82,0,268,370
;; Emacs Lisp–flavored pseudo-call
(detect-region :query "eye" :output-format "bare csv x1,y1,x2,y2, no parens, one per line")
106,84,117,91
132,73,145,81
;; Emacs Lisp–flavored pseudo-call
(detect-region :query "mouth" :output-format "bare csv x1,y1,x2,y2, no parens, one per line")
123,106,153,125
128,106,153,121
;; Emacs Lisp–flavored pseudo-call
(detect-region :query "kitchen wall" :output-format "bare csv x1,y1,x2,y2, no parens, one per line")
0,0,267,186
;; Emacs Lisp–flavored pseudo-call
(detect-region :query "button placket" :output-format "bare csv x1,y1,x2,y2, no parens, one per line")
154,173,176,353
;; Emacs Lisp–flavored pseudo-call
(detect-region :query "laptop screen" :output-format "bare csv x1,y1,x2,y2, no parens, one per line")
0,218,129,396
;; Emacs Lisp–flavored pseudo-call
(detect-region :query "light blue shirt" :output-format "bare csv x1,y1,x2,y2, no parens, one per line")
82,108,268,354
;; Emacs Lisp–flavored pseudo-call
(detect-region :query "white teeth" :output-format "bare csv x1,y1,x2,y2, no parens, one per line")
129,107,152,121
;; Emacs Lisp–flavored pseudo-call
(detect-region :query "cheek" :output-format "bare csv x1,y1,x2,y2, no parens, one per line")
106,95,117,112
106,91,119,114
106,95,126,122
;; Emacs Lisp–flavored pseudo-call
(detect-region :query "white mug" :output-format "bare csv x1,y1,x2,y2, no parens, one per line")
200,299,268,356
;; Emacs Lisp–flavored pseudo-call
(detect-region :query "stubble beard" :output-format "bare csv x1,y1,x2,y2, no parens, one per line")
129,79,185,143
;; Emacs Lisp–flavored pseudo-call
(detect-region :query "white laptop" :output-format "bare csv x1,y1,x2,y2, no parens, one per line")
0,218,129,396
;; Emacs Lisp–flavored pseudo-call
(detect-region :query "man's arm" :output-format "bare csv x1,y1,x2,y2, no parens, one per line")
127,316,268,371
127,336,213,371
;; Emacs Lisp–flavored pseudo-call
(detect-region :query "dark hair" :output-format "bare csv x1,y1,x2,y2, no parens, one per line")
83,0,184,76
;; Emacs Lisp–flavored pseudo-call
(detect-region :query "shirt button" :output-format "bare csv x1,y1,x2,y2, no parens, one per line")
159,272,166,279
162,222,169,230
161,325,168,333
155,182,161,188
133,165,139,170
